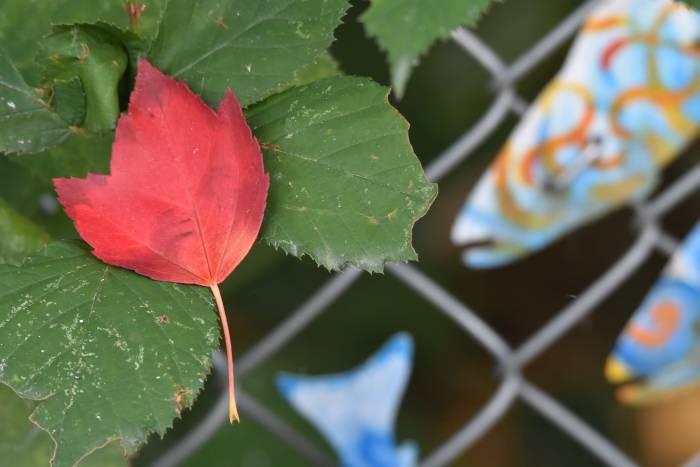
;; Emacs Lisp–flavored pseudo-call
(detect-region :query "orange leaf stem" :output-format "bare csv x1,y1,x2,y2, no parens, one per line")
210,284,239,423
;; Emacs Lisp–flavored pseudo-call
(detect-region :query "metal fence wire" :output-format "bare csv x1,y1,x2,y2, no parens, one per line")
149,1,700,466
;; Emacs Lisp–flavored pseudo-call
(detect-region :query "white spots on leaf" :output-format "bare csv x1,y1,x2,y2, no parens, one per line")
190,316,205,326
7,101,15,109
294,21,311,40
132,345,145,370
70,279,90,293
0,247,220,452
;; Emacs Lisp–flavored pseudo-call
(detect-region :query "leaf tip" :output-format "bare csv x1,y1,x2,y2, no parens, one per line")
136,57,157,75
131,58,174,107
216,88,246,124
391,58,413,99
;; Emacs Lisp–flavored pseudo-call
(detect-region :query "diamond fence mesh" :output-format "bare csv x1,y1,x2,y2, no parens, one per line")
149,1,700,466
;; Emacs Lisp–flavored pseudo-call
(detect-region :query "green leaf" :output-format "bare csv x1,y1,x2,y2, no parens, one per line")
8,132,113,180
61,22,151,85
679,0,700,8
291,51,341,87
0,48,71,155
0,157,80,240
0,384,127,467
2,20,147,154
0,0,164,85
39,24,130,132
0,198,49,266
51,78,87,127
0,241,220,467
0,384,51,467
149,0,350,107
0,159,54,220
248,76,437,272
362,0,492,97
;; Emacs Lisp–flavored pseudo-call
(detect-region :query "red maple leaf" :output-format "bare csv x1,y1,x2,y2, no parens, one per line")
54,59,269,422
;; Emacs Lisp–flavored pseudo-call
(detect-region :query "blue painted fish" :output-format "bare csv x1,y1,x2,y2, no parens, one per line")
276,333,418,467
452,0,700,268
606,223,700,404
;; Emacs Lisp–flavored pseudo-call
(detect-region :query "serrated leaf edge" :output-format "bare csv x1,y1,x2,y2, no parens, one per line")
0,242,216,467
260,78,437,273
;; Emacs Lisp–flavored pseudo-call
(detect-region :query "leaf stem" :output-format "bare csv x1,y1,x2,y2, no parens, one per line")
209,283,239,423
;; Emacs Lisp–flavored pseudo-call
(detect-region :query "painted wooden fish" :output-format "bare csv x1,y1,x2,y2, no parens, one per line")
276,333,418,467
606,222,700,404
452,0,700,268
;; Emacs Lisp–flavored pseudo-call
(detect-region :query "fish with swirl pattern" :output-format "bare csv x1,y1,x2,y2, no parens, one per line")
606,223,700,404
452,0,700,268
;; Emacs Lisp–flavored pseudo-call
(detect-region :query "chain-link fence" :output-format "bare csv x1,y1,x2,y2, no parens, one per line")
148,1,700,466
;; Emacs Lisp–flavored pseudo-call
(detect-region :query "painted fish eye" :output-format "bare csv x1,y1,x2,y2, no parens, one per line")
542,134,605,194
586,134,604,148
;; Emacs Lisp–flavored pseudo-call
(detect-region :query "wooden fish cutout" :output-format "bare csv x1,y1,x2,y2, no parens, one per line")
277,333,418,467
606,223,700,404
453,0,700,268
